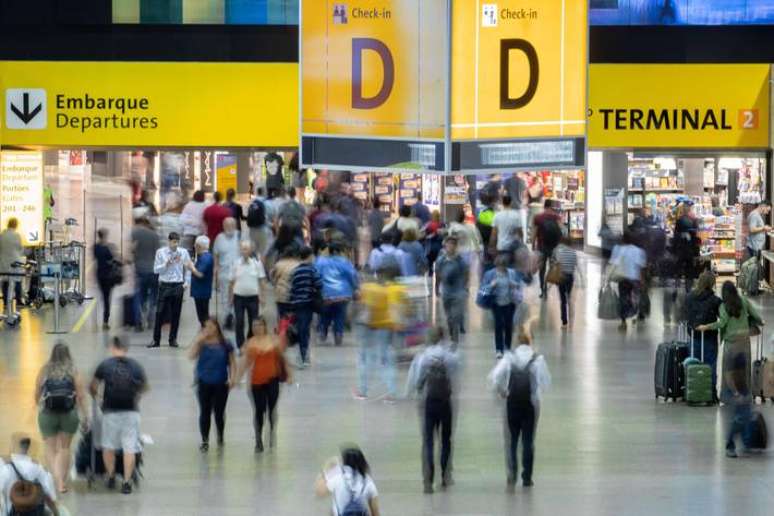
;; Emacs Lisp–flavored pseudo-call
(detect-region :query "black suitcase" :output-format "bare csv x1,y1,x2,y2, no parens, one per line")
122,294,137,328
655,324,690,401
749,412,768,450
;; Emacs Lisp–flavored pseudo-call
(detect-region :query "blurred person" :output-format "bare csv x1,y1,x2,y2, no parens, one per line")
504,172,528,242
367,198,386,250
223,188,246,235
265,223,304,273
489,325,551,491
133,189,158,220
553,236,582,329
235,317,291,453
93,228,120,330
697,281,764,457
746,200,770,261
412,192,431,226
476,194,497,275
90,336,148,494
292,159,308,202
354,261,407,402
490,195,525,263
315,243,359,347
711,196,725,217
270,248,301,319
131,216,160,331
598,217,618,267
685,270,722,403
447,210,482,267
672,202,700,291
336,181,362,224
609,231,647,331
188,235,214,327
35,343,88,493
384,204,420,236
482,254,524,358
180,190,207,256
0,217,24,311
277,186,307,240
435,236,469,344
149,232,191,348
405,327,460,494
0,435,59,515
230,241,268,350
189,319,236,452
202,191,232,246
314,446,380,516
398,228,427,277
246,188,270,257
308,196,326,237
157,195,184,243
264,152,285,193
532,200,562,299
213,218,240,329
367,231,412,277
423,210,445,279
287,247,323,367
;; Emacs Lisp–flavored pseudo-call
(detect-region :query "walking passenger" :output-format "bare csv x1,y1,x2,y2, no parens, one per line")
35,343,88,493
610,231,647,331
435,236,469,344
188,235,214,327
315,243,359,347
482,254,524,358
180,190,207,256
553,237,581,329
90,337,148,494
149,232,191,348
202,191,232,246
213,217,240,329
405,327,460,494
189,319,236,452
224,188,245,235
367,198,386,250
131,216,160,331
235,317,290,453
746,200,770,262
685,270,722,403
398,228,427,277
94,228,121,330
270,248,301,319
532,200,562,299
490,195,525,264
488,328,551,491
0,435,59,515
314,446,381,516
230,241,268,350
287,247,323,367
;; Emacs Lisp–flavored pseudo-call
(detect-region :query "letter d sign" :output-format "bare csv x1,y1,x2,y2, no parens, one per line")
500,39,539,110
352,38,395,110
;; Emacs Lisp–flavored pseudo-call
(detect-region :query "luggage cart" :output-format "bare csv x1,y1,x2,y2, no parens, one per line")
41,241,85,307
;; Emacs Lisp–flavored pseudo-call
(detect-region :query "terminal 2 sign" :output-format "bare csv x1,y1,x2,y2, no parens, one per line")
301,0,588,173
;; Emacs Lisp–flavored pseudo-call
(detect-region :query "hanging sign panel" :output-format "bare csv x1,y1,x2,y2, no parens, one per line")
0,151,44,246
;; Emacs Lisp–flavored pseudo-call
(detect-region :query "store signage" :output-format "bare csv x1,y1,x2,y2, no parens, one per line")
454,138,585,172
0,151,44,246
0,61,298,147
589,64,770,148
451,0,588,140
215,154,238,196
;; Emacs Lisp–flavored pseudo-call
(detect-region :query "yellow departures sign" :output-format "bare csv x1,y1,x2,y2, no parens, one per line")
589,64,770,149
0,61,299,148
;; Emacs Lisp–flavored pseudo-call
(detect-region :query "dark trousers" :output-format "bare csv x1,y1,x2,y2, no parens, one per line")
293,306,314,361
538,246,556,296
1,280,23,311
133,271,158,327
197,383,229,443
319,301,348,341
558,274,574,325
251,379,280,443
617,279,639,322
153,282,184,345
233,294,259,349
194,297,210,327
492,303,516,353
423,398,453,486
97,278,113,324
506,402,537,483
442,296,465,344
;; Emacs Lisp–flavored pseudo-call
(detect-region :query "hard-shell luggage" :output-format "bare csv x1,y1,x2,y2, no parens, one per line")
122,294,137,328
655,324,690,401
739,257,760,296
748,411,768,450
683,330,713,405
751,335,774,403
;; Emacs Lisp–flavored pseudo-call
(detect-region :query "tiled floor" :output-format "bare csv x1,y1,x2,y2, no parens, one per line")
1,260,773,516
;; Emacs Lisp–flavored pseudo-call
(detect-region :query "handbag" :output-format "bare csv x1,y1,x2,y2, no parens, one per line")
546,260,563,285
475,284,495,310
597,282,620,320
107,259,124,286
276,352,289,383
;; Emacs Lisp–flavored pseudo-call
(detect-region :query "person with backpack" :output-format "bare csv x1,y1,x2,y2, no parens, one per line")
314,445,381,516
34,343,88,494
0,435,59,516
277,186,307,240
481,254,525,358
488,326,551,491
224,188,246,235
532,200,562,299
90,336,148,495
93,227,121,330
189,319,237,452
405,327,460,494
246,190,270,257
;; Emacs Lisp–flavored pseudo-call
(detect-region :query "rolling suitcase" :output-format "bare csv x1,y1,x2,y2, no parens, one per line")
683,330,713,405
122,294,137,328
655,323,690,401
748,411,768,450
751,335,774,403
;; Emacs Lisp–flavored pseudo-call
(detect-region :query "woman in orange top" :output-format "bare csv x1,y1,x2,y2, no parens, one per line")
235,317,290,453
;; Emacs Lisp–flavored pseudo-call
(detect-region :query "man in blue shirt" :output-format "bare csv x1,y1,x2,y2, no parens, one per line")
411,192,431,226
188,235,214,327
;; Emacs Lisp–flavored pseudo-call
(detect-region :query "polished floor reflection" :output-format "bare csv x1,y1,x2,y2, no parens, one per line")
1,260,773,516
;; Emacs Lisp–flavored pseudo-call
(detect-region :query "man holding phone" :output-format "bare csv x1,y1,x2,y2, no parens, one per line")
149,232,191,348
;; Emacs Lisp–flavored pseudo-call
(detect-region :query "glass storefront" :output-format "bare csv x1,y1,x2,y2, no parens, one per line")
112,0,299,24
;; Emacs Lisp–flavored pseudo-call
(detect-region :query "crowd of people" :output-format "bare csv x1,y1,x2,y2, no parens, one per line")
1,172,771,514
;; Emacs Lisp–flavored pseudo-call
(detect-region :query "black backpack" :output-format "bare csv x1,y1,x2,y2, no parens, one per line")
246,198,266,228
507,355,539,406
539,218,562,250
42,376,76,413
421,356,452,401
335,483,369,516
106,358,139,409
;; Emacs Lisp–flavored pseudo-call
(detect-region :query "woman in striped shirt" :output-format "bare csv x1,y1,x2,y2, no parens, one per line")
553,237,581,329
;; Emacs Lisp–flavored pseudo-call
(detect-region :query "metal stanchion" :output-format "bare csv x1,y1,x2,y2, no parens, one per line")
47,272,67,334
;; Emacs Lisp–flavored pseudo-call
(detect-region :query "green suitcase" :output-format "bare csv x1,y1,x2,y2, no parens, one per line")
684,330,714,405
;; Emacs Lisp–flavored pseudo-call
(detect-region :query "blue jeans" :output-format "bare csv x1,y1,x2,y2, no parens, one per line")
134,271,158,327
318,301,348,340
293,306,314,362
492,303,516,353
725,402,752,452
357,327,396,397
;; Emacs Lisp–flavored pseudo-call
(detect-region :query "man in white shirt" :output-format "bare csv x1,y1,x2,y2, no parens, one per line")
213,217,240,329
747,200,771,259
0,435,59,516
149,232,192,348
490,195,525,258
230,240,268,349
0,218,24,312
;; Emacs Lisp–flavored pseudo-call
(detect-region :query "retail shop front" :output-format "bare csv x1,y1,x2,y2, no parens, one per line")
587,63,771,280
0,60,298,253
